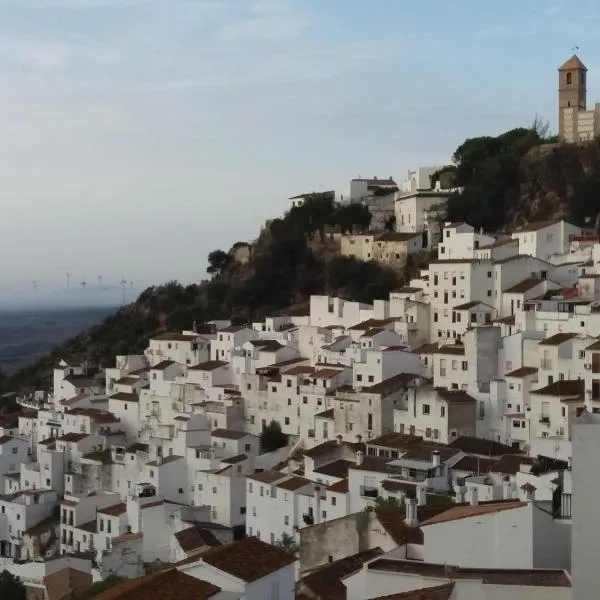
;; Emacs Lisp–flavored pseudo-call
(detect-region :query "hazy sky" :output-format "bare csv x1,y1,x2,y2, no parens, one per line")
1,0,599,295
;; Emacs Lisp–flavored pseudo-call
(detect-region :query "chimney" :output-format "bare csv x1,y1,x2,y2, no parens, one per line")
356,450,364,466
454,478,466,503
502,476,512,500
336,435,343,446
355,434,362,443
431,450,441,468
468,486,479,507
521,483,536,502
416,484,427,506
404,492,418,527
314,485,322,524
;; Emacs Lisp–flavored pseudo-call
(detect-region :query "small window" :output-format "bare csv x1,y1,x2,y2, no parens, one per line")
422,404,430,415
566,72,572,85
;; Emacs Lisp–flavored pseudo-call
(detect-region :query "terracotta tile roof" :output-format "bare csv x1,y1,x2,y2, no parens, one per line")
284,365,315,376
531,379,584,397
448,436,522,457
400,444,460,463
376,232,421,242
276,476,312,491
429,258,477,264
394,287,422,293
151,360,176,371
211,428,248,440
503,278,545,294
219,324,249,333
559,54,587,70
81,449,113,465
127,442,149,453
248,339,285,352
98,502,126,516
369,583,455,600
494,315,516,325
349,318,397,331
368,432,424,451
367,558,571,587
504,366,538,378
315,408,334,419
436,389,476,404
188,360,228,371
314,368,344,379
115,376,140,385
313,459,353,478
493,455,535,475
110,392,139,402
299,548,384,600
435,345,465,356
56,432,88,443
92,568,220,600
44,567,93,600
63,375,100,388
196,536,295,582
451,455,497,474
420,500,526,526
375,507,423,544
520,483,537,492
174,525,221,552
221,453,247,464
538,332,577,346
147,455,183,466
412,342,439,355
453,300,485,310
327,479,349,493
303,440,365,459
248,470,287,484
68,408,119,423
362,372,421,396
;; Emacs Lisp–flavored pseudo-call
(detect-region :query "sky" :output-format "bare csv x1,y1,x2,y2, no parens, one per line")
1,0,600,302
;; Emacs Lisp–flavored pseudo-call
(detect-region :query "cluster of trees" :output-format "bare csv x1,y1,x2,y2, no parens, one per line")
436,117,600,232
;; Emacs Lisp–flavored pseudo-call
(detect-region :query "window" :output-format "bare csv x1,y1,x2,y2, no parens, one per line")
440,406,446,418
566,71,572,85
356,374,362,382
462,361,468,371
284,515,289,525
368,375,374,383
433,429,439,439
107,520,112,534
287,398,291,406
303,396,308,404
433,312,438,323
246,383,251,390
240,507,246,514
284,417,290,425
100,519,104,532
322,511,327,519
11,447,18,455
245,443,251,452
287,379,292,388
426,427,431,438
331,496,337,506
422,404,430,415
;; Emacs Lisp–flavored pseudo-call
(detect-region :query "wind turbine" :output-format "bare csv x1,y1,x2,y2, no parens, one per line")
32,280,38,292
66,273,71,289
81,278,87,290
121,276,127,303
98,275,103,289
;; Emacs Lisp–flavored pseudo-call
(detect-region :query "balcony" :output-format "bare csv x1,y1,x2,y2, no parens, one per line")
539,416,550,425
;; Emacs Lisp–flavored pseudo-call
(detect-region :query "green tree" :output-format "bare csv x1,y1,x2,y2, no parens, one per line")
274,532,299,555
207,250,231,276
260,420,288,453
0,570,26,600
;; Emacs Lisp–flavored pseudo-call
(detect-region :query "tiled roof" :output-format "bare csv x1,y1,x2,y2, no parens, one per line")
512,219,562,232
448,436,522,457
44,567,93,600
110,392,139,402
453,300,485,310
299,548,384,600
56,432,88,443
147,455,183,466
494,315,516,325
315,408,334,419
538,332,577,346
211,428,248,440
248,470,287,484
81,449,113,465
248,340,285,352
435,345,465,356
92,568,220,600
127,442,149,453
375,232,421,242
220,454,247,464
420,500,526,526
367,558,571,587
530,379,584,397
151,360,176,371
327,479,349,493
559,54,587,70
314,367,344,379
393,287,422,293
63,375,100,388
436,389,476,404
276,476,312,491
219,324,249,333
375,507,423,545
98,502,127,516
174,525,221,552
412,342,439,355
188,360,228,371
313,459,353,478
303,440,364,459
368,584,455,600
451,455,497,474
401,444,459,463
504,366,538,378
503,278,546,294
114,376,140,385
197,536,295,582
493,455,535,475
362,372,421,396
367,432,424,451
349,318,397,331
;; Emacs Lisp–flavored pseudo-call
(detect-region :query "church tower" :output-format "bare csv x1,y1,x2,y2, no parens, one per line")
558,55,587,141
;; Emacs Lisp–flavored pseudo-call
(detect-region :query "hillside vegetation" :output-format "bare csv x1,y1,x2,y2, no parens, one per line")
433,123,600,231
7,123,600,394
4,196,401,392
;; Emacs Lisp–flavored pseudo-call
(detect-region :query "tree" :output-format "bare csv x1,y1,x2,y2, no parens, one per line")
275,532,299,555
260,420,288,453
206,250,230,276
0,570,26,600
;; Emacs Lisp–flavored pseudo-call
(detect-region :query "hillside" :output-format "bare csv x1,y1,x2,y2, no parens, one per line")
436,125,600,231
3,197,404,393
6,124,600,396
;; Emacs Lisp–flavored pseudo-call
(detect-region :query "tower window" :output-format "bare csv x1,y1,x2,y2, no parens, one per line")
568,101,571,107
566,72,572,85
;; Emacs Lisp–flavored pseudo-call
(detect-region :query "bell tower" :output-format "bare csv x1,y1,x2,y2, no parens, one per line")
558,55,587,141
